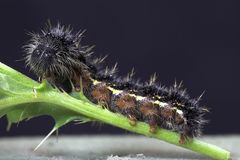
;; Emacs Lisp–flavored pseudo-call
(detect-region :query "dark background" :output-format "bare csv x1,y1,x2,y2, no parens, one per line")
0,0,239,136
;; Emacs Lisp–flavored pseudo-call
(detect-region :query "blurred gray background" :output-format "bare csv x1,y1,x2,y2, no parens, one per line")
0,0,239,136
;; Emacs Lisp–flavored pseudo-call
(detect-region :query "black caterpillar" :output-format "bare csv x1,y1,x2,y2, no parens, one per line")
24,22,207,144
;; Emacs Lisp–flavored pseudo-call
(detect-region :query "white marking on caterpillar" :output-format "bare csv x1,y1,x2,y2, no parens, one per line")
92,79,169,107
176,109,183,116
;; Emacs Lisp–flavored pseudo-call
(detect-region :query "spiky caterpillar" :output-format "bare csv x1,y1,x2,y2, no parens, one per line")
23,22,207,144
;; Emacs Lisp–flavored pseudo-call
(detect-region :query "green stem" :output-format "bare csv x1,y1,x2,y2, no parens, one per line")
0,62,231,160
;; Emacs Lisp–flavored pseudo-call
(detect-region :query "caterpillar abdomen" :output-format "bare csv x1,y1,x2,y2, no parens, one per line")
85,80,194,143
23,22,207,144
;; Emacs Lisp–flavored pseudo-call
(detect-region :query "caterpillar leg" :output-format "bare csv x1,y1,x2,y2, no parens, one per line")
75,85,81,92
114,94,139,126
179,134,187,144
139,100,159,133
72,71,93,92
149,117,158,133
71,73,81,92
98,100,109,109
38,77,42,83
128,114,137,126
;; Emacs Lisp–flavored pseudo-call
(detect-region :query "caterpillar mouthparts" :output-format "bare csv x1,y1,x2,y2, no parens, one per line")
23,21,208,144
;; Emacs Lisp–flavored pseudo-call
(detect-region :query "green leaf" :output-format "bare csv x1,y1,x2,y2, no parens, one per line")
0,62,91,149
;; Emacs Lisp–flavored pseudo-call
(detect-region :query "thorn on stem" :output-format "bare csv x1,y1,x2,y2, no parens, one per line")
32,87,37,98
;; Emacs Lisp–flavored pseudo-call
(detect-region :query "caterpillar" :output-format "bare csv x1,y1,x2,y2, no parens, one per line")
23,22,207,144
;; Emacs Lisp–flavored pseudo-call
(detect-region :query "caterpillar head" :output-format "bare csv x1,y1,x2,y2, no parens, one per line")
23,22,87,79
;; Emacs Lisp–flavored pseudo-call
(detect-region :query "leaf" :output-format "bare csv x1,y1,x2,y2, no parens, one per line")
0,62,91,150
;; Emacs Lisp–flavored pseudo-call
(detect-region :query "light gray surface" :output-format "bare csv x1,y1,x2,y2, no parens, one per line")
0,135,239,160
